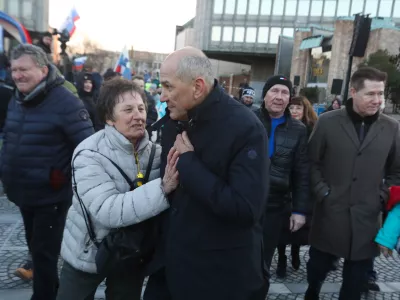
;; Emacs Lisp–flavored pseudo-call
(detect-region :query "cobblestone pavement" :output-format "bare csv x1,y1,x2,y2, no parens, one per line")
1,197,400,299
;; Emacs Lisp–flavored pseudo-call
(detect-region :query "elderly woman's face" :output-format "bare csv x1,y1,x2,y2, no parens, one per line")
107,91,147,142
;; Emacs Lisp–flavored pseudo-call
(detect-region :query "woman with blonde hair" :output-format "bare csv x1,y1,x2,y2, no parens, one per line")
275,96,317,278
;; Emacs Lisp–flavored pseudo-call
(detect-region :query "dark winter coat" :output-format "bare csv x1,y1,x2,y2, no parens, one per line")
0,64,94,207
254,103,310,214
308,105,400,260
148,83,270,300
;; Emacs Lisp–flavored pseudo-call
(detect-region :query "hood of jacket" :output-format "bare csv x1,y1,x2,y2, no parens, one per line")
14,64,65,104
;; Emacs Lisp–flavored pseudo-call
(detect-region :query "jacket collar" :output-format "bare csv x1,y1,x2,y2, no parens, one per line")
345,98,379,124
187,79,221,123
15,64,65,104
104,125,150,154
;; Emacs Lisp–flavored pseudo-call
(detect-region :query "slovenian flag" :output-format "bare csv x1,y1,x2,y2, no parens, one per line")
59,7,80,38
114,46,132,80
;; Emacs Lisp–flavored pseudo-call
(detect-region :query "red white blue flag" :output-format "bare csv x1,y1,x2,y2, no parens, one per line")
59,7,80,38
114,46,132,80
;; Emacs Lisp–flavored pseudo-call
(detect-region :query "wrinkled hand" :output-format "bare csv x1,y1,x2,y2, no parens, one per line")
290,214,306,232
379,245,392,258
162,148,180,195
174,131,194,155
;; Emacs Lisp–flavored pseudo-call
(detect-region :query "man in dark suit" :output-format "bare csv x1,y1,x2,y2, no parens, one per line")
144,47,270,300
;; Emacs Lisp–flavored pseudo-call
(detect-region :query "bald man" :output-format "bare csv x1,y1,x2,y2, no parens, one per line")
144,47,270,300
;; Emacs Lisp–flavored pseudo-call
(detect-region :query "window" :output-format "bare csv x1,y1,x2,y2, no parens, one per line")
237,0,248,14
234,27,245,42
282,27,294,37
269,27,281,44
351,0,364,15
211,26,222,41
323,0,337,17
8,0,19,15
225,0,236,14
337,0,350,16
246,27,257,43
22,1,32,19
260,0,272,15
272,0,284,15
394,0,400,17
213,0,224,14
298,0,310,16
258,27,269,43
378,0,393,17
222,26,233,42
285,0,297,16
310,0,323,16
249,0,260,14
364,0,378,16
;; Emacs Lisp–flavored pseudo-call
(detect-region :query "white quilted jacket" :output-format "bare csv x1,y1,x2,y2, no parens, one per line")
61,125,168,274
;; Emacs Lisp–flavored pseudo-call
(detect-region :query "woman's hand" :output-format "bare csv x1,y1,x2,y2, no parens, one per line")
162,147,180,195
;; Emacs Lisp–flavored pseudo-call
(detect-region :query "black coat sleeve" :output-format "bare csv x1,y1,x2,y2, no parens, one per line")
176,124,270,227
291,125,310,214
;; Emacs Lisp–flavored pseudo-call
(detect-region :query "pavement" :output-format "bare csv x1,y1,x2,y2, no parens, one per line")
1,197,400,299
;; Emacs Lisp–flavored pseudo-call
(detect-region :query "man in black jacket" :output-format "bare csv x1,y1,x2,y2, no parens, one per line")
254,75,309,291
144,47,270,300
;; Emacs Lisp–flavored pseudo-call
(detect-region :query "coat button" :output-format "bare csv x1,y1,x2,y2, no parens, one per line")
357,152,362,156
353,178,357,182
171,208,178,214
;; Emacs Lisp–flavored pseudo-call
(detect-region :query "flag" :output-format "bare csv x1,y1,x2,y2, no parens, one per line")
59,7,80,38
114,47,132,80
73,56,87,71
0,26,3,52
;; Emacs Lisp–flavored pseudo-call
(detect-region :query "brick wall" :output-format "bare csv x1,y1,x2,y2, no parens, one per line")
290,30,312,89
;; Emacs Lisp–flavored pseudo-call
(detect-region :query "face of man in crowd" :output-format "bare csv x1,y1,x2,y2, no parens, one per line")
264,84,290,117
43,36,52,47
160,60,195,121
11,55,48,95
107,91,147,142
133,79,145,92
351,79,384,117
242,96,253,105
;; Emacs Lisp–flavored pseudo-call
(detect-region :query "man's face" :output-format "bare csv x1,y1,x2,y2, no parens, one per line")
242,96,253,105
43,36,52,47
132,79,145,91
11,55,48,95
160,60,194,121
264,84,290,116
351,80,384,117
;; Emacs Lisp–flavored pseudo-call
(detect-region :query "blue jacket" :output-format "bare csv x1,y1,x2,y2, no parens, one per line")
375,204,400,250
0,65,94,207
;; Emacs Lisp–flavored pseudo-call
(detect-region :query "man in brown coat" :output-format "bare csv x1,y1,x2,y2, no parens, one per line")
306,67,400,300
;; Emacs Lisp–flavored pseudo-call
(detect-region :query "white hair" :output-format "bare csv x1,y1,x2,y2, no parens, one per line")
176,56,214,86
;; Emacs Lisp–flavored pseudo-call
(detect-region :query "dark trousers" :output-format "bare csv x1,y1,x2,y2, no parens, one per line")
57,261,144,300
263,208,286,269
307,247,371,300
20,201,69,300
143,268,172,300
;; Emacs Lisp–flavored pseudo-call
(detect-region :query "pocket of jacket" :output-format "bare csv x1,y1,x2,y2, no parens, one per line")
49,167,68,191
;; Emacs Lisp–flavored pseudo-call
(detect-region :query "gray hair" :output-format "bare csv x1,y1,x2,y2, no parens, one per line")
10,44,49,67
176,56,214,86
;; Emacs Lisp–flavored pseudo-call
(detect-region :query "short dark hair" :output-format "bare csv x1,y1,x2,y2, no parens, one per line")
97,78,147,123
351,67,387,91
132,75,144,82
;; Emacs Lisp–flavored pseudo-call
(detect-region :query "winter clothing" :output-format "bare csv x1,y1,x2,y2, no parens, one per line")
262,75,292,98
60,125,166,274
375,204,400,250
309,98,400,261
145,81,270,300
0,64,94,207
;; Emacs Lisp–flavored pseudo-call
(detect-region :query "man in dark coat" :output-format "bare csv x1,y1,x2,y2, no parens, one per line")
0,44,94,300
306,67,400,300
144,47,270,300
254,75,309,290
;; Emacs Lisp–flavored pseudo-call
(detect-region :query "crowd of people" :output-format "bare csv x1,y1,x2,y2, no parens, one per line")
0,41,399,300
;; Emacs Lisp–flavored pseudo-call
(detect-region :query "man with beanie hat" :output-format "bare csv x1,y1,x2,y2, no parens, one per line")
254,75,310,292
241,87,255,108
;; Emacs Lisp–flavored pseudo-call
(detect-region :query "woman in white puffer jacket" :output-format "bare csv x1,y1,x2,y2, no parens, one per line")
57,78,179,300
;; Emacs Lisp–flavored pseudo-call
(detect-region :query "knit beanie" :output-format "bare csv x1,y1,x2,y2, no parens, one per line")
262,75,293,99
241,87,255,99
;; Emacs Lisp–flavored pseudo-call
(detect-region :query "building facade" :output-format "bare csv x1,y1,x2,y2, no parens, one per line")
290,16,400,102
178,0,400,99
